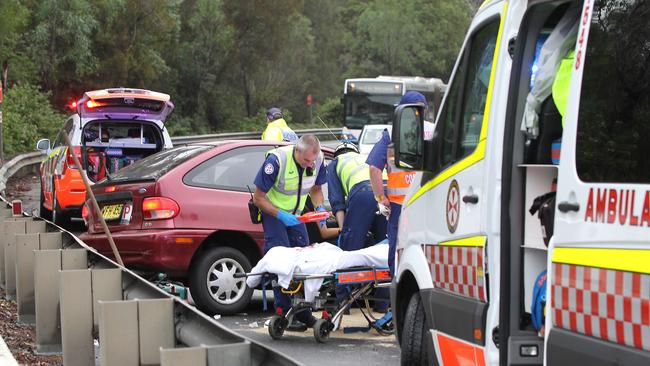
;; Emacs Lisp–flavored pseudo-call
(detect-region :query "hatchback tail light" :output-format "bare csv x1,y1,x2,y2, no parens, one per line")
142,197,179,220
65,146,82,170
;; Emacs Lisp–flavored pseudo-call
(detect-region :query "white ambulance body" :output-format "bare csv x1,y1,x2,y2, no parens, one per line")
391,0,650,365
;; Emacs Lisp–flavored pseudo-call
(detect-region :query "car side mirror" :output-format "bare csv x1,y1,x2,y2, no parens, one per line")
36,139,50,151
392,104,426,170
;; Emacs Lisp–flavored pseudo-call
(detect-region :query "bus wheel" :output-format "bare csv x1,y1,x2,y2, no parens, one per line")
400,292,427,366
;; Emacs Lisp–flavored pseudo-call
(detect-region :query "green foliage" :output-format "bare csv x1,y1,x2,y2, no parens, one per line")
2,84,64,155
315,97,343,127
0,0,475,147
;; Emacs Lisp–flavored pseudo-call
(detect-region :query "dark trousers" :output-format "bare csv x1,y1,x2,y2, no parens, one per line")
338,182,388,251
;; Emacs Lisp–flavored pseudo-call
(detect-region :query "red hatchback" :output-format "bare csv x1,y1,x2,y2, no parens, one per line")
80,140,333,314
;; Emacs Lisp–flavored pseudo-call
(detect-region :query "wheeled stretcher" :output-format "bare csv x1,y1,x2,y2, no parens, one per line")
243,266,394,343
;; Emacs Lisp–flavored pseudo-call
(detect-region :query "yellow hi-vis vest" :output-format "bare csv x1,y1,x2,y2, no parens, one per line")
262,118,298,142
335,152,370,196
266,145,324,213
552,50,575,127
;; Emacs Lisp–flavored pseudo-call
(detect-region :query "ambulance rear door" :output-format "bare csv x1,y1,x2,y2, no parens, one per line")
549,1,650,364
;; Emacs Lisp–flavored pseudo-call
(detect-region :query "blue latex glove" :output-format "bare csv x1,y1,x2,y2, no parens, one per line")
315,205,328,227
277,210,301,227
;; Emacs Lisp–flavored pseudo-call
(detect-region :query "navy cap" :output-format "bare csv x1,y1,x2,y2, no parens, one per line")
396,91,428,107
266,107,283,120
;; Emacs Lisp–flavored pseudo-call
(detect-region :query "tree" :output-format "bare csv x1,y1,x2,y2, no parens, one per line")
222,0,316,119
0,0,32,89
2,84,64,155
29,0,98,100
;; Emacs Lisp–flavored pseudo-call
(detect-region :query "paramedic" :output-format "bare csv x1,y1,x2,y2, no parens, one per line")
261,107,299,142
252,134,326,330
327,142,387,250
367,91,430,276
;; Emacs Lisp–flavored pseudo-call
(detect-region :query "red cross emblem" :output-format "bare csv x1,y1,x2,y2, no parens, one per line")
446,180,460,233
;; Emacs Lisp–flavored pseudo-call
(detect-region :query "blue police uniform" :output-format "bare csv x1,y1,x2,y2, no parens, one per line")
366,129,401,275
327,158,387,250
253,153,327,321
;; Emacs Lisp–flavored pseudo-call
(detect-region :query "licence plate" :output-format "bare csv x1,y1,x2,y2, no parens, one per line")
101,204,123,221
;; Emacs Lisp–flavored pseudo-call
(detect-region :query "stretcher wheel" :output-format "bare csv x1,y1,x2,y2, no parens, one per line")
268,315,286,340
313,318,333,343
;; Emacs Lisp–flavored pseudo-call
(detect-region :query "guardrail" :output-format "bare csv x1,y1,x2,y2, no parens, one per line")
0,151,46,193
0,202,301,365
170,128,343,145
0,128,343,194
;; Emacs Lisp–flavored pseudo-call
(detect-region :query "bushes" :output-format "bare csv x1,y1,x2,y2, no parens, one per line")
2,84,64,155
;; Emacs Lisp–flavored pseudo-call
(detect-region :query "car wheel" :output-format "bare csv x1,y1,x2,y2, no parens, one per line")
51,180,70,227
189,246,253,315
400,292,428,366
39,179,52,220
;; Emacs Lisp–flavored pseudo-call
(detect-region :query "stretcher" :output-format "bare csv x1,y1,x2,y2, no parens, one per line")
241,266,394,343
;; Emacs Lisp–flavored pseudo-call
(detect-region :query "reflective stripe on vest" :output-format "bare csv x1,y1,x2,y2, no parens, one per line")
387,150,415,205
335,152,370,196
266,145,323,212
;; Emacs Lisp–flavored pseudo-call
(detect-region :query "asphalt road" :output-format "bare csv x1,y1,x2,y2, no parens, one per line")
8,170,401,366
216,291,400,366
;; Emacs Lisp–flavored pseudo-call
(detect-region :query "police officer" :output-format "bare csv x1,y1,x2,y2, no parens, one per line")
252,134,326,330
327,142,387,250
261,107,299,142
367,91,433,276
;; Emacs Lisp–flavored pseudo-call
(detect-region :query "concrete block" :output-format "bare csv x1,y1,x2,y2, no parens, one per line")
15,233,39,324
39,232,63,250
4,220,26,299
138,298,174,365
91,268,122,330
25,220,47,234
206,342,252,366
60,269,94,366
160,346,206,366
98,300,139,366
35,250,62,354
61,248,87,270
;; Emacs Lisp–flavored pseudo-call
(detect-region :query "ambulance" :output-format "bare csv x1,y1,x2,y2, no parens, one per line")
390,0,650,365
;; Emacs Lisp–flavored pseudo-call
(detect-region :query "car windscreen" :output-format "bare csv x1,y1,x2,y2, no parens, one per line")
106,145,211,182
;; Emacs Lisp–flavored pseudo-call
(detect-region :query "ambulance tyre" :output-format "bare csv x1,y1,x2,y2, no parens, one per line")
39,180,52,220
313,318,332,343
51,180,70,227
401,292,428,366
189,246,253,315
268,315,286,340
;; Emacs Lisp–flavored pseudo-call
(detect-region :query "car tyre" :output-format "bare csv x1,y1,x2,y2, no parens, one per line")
400,292,428,366
51,179,70,227
39,179,52,220
189,246,253,315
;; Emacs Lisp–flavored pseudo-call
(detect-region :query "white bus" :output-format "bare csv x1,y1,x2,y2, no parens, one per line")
341,75,446,141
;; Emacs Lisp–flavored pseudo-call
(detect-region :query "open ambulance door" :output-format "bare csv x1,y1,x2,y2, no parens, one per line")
549,0,650,364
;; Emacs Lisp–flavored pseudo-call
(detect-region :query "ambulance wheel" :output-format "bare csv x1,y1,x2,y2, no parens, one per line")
401,292,428,366
188,246,253,315
39,179,51,220
313,318,333,343
51,180,70,227
268,315,286,340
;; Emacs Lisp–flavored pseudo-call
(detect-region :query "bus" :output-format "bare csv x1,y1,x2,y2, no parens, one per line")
341,76,446,141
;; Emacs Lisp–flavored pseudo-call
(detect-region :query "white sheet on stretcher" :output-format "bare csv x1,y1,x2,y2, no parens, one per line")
246,242,388,302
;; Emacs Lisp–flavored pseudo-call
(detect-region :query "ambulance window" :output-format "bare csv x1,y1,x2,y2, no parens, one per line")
575,0,650,183
436,19,500,169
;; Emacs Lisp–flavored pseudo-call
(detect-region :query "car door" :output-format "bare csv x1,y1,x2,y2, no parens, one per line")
42,118,73,207
398,4,506,362
548,1,650,363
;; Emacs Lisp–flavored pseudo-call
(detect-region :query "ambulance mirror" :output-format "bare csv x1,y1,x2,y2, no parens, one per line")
393,104,424,170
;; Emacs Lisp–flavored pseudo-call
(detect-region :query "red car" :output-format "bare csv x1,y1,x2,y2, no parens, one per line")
80,140,334,314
